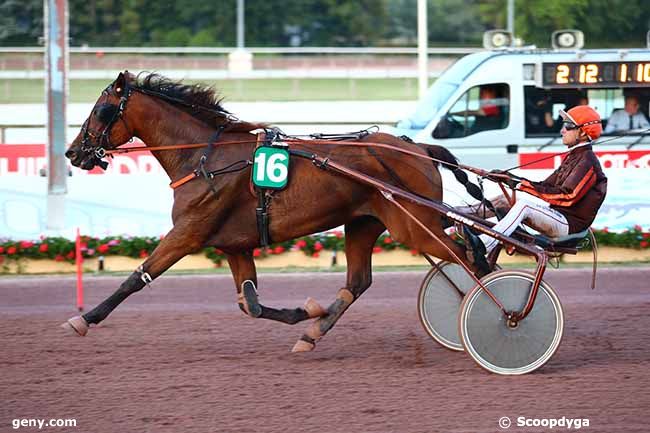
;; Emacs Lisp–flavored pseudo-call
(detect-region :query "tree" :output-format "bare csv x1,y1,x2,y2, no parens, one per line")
514,0,589,47
0,0,43,45
2,0,648,48
576,0,650,48
428,0,485,45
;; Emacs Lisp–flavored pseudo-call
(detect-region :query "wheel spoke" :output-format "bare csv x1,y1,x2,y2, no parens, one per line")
460,270,564,375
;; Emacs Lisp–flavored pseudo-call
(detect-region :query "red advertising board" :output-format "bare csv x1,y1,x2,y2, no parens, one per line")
519,149,650,170
0,143,165,176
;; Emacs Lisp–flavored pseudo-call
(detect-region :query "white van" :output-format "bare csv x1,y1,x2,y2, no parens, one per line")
390,48,650,230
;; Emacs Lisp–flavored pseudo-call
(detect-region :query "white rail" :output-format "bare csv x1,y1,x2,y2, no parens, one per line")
0,69,444,80
0,46,482,55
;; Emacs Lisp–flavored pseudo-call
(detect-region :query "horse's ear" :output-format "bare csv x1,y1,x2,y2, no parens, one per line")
114,72,127,96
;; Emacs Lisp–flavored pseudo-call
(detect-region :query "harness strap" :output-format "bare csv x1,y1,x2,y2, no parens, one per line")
170,172,199,189
199,126,227,197
366,146,410,192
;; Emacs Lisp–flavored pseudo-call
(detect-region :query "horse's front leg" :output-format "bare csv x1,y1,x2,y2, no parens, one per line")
61,225,204,336
227,252,326,324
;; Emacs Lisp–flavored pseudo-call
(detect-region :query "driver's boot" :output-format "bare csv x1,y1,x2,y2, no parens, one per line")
463,226,492,278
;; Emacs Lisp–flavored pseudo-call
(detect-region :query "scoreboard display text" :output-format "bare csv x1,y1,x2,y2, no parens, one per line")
542,62,650,87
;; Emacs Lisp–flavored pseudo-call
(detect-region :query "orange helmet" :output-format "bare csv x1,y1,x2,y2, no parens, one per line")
559,105,602,140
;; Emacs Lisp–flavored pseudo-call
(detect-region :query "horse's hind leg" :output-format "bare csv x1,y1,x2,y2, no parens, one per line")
292,216,386,352
227,252,326,325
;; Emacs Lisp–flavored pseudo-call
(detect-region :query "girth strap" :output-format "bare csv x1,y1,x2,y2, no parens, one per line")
255,131,273,247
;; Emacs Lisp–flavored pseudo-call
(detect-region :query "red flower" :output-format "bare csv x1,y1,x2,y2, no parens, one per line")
641,241,649,248
372,246,383,254
314,241,323,252
643,233,650,239
311,252,320,258
20,241,34,249
273,246,285,254
0,246,4,254
383,237,393,244
410,249,419,256
139,249,149,258
252,248,261,258
333,231,343,239
54,254,65,262
634,224,643,232
66,251,75,259
38,243,49,253
295,239,307,249
7,246,17,255
601,227,609,233
97,244,110,254
214,248,223,255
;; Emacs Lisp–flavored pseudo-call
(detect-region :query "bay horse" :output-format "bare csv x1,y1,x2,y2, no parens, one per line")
63,71,481,352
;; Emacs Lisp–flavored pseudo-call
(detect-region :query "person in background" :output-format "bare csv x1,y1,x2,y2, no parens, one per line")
469,86,506,133
548,93,590,132
604,94,649,133
525,90,554,134
576,95,589,106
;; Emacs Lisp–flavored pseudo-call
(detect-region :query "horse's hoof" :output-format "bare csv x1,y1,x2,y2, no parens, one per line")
291,339,315,353
61,316,88,336
303,297,326,318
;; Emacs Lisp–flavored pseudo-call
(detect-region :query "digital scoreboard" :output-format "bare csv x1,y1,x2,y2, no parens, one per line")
542,62,650,87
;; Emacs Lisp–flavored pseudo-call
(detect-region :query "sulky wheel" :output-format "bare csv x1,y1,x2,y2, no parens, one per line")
458,270,564,375
417,262,479,351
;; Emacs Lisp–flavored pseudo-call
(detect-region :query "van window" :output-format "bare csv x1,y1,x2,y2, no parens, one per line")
524,86,650,137
433,84,510,139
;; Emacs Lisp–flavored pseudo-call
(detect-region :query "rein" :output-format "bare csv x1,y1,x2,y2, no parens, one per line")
103,136,499,188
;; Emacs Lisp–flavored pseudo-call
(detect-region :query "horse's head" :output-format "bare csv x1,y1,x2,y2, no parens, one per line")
66,71,136,170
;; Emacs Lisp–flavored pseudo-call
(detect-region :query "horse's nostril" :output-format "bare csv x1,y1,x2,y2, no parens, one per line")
65,149,76,159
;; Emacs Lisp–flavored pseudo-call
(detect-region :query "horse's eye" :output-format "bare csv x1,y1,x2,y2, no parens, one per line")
95,103,118,123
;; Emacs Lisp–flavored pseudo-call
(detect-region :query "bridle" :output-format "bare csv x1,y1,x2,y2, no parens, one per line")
80,80,134,167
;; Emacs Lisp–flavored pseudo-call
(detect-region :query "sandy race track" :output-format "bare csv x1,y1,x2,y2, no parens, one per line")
1,267,649,433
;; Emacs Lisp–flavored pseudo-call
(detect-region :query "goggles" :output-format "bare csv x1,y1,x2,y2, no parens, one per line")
562,121,578,130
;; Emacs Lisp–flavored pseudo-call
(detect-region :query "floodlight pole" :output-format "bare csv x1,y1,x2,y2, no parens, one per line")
44,0,69,231
229,0,252,73
507,0,515,35
417,0,428,99
237,0,245,49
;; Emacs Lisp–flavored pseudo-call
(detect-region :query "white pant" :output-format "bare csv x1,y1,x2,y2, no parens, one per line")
479,198,569,252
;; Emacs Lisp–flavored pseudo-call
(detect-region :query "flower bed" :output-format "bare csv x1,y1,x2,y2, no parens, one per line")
1,227,648,272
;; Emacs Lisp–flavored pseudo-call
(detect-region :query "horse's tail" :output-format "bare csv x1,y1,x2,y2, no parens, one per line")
424,145,487,204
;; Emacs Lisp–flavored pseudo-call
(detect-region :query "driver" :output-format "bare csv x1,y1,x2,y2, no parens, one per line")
467,105,608,256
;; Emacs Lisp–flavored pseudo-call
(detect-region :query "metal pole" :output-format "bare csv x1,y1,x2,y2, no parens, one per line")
45,0,68,231
507,0,515,35
237,0,244,49
417,0,428,99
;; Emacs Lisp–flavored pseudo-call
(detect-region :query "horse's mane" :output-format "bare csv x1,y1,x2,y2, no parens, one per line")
133,72,263,132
